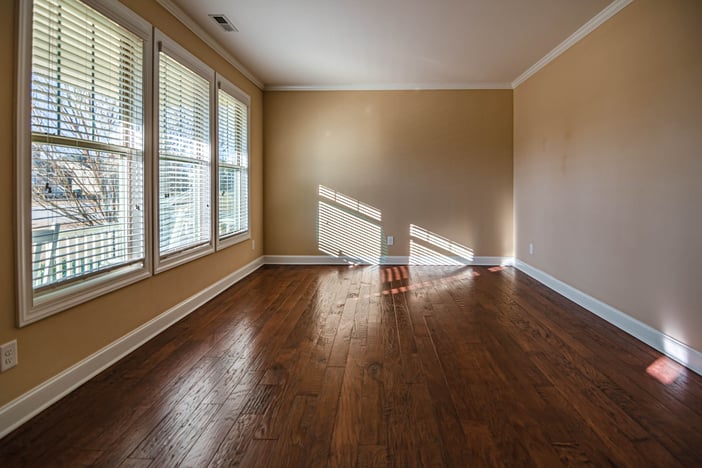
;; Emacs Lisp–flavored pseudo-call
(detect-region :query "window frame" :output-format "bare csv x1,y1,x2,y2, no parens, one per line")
16,0,153,327
215,74,251,251
16,2,255,327
153,30,216,273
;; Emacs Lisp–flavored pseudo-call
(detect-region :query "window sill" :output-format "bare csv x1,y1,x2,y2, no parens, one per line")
155,242,215,275
217,231,251,251
20,263,151,327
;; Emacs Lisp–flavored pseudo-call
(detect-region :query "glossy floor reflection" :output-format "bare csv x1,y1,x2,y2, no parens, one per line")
1,265,702,466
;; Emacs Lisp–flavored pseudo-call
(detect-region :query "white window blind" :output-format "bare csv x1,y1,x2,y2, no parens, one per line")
158,51,212,257
217,85,249,240
30,0,145,291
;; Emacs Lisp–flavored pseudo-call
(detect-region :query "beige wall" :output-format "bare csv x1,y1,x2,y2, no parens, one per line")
515,0,702,351
264,90,514,260
0,0,263,407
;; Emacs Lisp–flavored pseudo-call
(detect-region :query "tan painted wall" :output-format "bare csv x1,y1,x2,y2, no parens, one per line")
264,90,514,260
0,0,263,407
514,0,702,351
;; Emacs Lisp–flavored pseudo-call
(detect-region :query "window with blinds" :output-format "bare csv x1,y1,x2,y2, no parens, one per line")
29,0,145,291
157,49,212,258
18,0,252,324
217,84,249,242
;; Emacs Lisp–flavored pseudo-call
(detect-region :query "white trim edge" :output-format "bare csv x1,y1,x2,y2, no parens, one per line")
0,256,264,439
264,82,513,92
154,0,263,89
264,255,514,266
511,0,634,88
265,255,351,265
514,259,702,376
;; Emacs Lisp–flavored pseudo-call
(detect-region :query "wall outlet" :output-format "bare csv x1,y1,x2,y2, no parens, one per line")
387,236,394,246
251,239,255,251
1,340,18,372
529,243,534,255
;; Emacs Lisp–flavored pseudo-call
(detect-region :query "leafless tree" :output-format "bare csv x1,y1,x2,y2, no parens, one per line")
31,77,123,227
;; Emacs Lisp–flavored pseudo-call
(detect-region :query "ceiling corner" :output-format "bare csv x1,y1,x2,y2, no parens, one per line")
511,0,634,89
154,0,265,90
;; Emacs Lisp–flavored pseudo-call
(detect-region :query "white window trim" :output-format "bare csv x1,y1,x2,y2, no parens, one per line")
153,29,216,274
215,73,252,251
16,0,153,327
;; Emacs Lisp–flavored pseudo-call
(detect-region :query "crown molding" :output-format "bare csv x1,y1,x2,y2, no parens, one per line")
264,82,513,92
154,0,264,89
512,0,634,88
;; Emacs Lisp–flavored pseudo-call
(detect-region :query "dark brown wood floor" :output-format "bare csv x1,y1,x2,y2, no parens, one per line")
1,265,702,467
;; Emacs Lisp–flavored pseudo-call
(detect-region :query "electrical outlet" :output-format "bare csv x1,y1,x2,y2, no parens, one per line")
1,340,18,372
529,243,534,255
251,239,255,251
387,236,394,246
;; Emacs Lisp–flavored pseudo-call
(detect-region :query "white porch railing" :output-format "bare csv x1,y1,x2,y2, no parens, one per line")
32,224,126,288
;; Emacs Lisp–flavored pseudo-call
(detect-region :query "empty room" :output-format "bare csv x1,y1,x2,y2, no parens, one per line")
1,0,701,466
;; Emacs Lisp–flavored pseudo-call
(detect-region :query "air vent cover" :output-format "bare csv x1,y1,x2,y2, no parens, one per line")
209,14,238,32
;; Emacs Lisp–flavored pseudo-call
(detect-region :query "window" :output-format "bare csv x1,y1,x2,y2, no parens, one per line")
17,1,253,326
17,0,151,325
216,76,250,248
155,32,215,271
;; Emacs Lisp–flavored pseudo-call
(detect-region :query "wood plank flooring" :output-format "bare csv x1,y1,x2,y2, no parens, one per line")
1,265,701,467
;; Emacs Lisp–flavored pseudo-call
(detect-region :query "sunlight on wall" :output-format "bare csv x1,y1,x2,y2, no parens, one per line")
409,240,464,266
318,185,383,264
319,185,382,221
408,224,474,265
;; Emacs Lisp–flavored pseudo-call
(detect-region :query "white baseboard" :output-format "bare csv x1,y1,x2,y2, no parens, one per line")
514,259,702,376
264,255,350,265
0,256,264,439
467,256,514,266
264,255,514,266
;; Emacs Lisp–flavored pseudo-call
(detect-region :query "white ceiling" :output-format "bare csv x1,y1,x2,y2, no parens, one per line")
162,0,616,89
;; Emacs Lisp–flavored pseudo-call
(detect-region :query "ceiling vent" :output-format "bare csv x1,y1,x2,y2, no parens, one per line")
209,14,238,32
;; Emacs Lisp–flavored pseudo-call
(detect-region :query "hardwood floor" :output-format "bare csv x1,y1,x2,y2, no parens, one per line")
1,265,701,467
